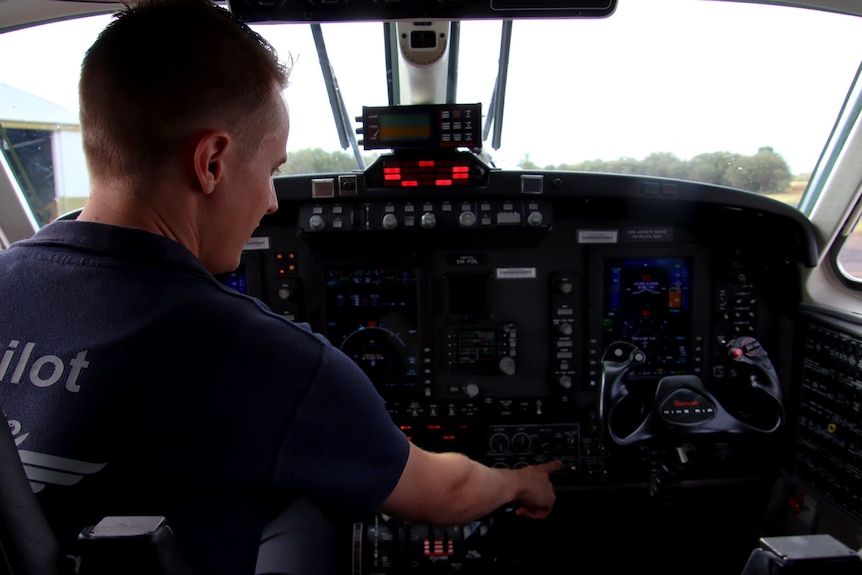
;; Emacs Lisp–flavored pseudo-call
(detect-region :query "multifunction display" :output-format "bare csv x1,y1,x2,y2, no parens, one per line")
600,256,692,377
322,266,421,397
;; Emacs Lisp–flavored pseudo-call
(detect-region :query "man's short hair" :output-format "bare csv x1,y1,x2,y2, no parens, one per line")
79,0,290,188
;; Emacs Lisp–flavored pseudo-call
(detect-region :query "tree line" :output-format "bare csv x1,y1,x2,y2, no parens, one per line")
282,149,378,176
283,146,802,196
520,146,801,195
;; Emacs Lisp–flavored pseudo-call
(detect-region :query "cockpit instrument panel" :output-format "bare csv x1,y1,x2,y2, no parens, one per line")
233,159,817,573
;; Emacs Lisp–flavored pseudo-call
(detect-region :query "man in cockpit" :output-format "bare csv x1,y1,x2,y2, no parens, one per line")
0,1,561,574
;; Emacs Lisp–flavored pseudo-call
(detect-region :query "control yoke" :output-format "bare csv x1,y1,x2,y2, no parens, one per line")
599,337,784,446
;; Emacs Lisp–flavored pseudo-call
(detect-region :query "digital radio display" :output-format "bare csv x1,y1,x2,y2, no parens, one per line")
360,103,481,151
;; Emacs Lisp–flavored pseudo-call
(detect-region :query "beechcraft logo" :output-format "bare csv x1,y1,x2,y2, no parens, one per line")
8,419,107,493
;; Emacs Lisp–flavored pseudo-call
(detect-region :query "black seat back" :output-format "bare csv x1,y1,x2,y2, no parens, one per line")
1,416,194,575
0,417,64,575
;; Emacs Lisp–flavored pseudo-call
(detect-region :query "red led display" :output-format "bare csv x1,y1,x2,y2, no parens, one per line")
382,159,471,188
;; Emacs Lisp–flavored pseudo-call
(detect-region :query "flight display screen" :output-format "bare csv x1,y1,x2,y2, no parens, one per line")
599,256,692,377
322,266,421,397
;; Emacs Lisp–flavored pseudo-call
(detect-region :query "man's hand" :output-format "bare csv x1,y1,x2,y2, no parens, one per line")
512,460,564,519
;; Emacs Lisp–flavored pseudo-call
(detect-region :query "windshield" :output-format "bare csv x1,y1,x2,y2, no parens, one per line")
1,0,860,226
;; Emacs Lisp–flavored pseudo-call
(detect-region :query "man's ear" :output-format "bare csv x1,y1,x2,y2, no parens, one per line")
194,131,230,195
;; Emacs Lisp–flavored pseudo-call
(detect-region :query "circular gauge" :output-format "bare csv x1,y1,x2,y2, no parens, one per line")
341,326,406,382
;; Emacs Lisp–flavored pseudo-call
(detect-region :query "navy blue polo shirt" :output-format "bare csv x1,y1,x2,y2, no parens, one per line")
0,220,409,575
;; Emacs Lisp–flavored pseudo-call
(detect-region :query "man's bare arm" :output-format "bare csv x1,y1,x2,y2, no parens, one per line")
379,441,562,526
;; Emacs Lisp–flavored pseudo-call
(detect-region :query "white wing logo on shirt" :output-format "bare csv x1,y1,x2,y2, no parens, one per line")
8,419,107,494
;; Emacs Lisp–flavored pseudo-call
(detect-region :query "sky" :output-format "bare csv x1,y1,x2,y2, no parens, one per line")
1,0,861,175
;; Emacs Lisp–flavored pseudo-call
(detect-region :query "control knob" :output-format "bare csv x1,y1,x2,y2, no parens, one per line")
420,212,437,229
459,211,477,227
308,214,325,231
381,213,398,230
499,356,516,375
